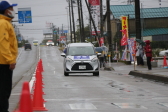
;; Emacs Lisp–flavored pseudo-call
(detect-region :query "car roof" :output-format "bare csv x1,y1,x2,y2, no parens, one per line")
67,43,94,47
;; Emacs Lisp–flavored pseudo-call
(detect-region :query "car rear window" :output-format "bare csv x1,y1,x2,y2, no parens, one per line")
25,44,31,46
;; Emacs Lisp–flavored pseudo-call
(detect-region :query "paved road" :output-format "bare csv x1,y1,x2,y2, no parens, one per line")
38,46,168,112
10,46,168,112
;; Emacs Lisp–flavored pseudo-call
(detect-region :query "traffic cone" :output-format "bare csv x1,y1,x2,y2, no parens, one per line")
39,59,44,72
22,81,31,93
32,74,47,111
163,56,168,68
14,82,33,112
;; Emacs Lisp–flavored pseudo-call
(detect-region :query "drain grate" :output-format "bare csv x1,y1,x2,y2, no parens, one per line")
111,103,147,109
69,103,97,109
158,103,168,107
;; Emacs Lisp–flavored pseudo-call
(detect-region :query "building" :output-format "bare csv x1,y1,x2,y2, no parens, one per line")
103,5,168,44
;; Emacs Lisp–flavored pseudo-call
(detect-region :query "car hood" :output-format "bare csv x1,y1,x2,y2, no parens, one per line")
67,55,97,61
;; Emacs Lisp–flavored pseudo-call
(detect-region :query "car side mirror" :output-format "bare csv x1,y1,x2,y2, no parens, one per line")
61,53,66,57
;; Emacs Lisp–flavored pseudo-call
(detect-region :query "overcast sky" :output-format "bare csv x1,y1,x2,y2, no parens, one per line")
9,0,168,42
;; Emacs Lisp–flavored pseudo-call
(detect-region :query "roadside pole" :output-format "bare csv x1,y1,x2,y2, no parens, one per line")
108,54,111,67
106,0,113,61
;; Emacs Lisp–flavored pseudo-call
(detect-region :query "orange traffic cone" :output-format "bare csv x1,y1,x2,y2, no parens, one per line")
163,56,168,68
39,59,44,72
14,82,33,112
32,74,47,111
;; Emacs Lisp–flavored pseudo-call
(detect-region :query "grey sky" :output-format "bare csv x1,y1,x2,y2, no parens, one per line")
10,0,168,42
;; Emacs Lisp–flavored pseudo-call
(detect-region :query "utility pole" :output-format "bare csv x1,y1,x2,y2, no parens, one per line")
62,24,64,36
71,0,76,42
58,27,59,45
77,0,82,42
100,0,103,37
106,0,113,61
68,0,73,43
85,0,100,45
79,0,85,42
135,0,141,40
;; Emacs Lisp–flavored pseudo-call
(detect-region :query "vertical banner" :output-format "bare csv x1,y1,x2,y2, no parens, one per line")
88,0,100,35
121,16,128,37
121,16,129,61
99,37,104,46
128,38,135,61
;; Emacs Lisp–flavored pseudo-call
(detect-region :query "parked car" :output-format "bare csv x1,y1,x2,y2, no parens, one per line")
61,43,101,76
24,43,31,50
159,50,168,56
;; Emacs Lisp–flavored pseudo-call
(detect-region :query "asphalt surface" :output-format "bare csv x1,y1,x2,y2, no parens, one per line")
9,47,168,112
106,61,168,83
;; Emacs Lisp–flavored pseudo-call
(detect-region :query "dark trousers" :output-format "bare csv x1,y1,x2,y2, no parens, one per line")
136,56,140,65
147,57,152,70
99,57,104,68
139,56,144,65
0,65,13,112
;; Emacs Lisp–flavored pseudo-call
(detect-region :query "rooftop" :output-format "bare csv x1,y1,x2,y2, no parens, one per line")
110,5,168,19
130,28,168,37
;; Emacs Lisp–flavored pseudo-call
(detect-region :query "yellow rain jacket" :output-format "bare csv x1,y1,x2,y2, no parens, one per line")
0,14,18,64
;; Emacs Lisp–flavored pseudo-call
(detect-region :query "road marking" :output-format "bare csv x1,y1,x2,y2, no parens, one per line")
158,103,168,107
112,103,147,109
69,103,97,109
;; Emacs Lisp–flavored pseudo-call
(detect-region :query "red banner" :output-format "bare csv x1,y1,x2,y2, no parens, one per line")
99,37,104,46
88,0,100,5
120,29,128,46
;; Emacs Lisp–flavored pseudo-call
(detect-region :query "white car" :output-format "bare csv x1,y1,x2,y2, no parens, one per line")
61,43,101,76
159,50,168,56
46,41,54,46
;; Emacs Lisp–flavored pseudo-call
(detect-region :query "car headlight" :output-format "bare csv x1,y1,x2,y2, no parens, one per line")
66,57,73,62
91,57,98,62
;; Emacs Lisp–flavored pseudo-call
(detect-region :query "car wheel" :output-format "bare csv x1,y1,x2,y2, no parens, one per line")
93,72,99,76
64,71,69,76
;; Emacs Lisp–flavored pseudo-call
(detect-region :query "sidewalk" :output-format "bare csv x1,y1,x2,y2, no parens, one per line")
105,62,168,83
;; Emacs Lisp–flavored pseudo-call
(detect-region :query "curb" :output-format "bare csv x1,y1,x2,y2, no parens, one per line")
129,70,168,83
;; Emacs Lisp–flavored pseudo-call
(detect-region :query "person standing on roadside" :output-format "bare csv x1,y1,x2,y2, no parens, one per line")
0,0,18,112
144,40,152,70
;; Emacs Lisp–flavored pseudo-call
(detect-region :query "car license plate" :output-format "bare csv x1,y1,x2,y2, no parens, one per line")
79,65,86,69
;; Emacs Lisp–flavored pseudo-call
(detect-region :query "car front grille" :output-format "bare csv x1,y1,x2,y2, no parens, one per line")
71,63,93,70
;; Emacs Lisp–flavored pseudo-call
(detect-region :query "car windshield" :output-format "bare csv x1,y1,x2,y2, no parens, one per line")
33,41,38,43
68,46,95,56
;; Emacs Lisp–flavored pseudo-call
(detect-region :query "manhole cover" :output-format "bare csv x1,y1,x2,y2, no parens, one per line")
69,103,97,109
158,103,168,107
112,103,147,109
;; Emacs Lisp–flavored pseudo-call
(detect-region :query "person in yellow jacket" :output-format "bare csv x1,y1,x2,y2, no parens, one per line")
0,0,18,112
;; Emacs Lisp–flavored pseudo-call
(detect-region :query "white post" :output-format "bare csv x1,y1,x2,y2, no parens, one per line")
109,56,111,67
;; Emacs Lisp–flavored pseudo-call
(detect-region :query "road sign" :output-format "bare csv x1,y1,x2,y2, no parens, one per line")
18,8,32,23
58,30,68,34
